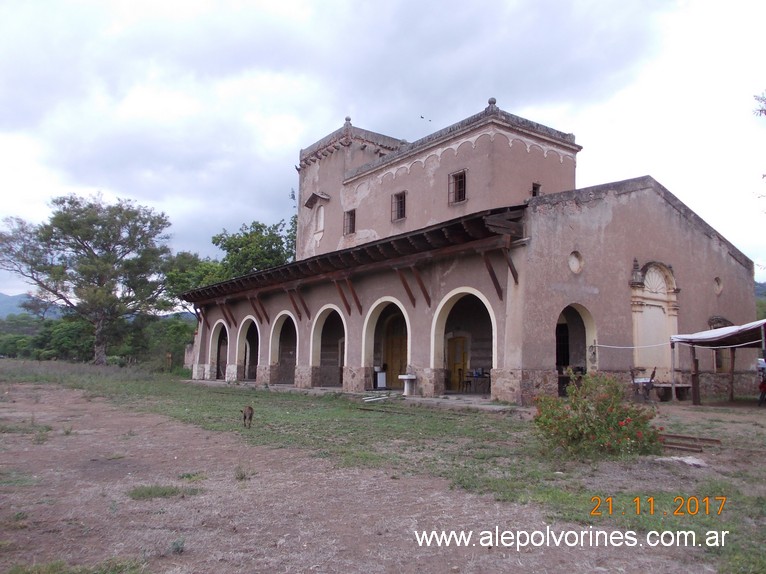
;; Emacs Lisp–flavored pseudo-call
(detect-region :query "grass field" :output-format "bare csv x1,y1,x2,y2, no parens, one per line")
1,359,764,574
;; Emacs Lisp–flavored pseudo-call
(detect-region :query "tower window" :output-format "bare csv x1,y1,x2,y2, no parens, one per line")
391,192,406,221
343,209,356,235
449,170,467,204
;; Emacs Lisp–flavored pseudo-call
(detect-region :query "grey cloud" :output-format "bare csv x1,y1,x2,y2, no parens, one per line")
0,0,674,265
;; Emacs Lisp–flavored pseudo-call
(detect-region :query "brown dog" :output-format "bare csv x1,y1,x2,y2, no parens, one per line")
241,406,254,429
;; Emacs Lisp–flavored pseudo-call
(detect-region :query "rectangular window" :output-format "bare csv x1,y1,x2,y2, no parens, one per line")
532,182,541,197
449,170,467,204
343,209,356,235
391,192,406,221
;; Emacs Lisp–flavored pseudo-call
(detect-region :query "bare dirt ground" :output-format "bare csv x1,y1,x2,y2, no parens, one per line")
1,383,758,574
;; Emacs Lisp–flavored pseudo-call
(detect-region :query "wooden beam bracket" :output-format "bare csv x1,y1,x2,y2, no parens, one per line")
334,281,352,315
216,299,237,329
410,266,431,307
396,268,417,307
247,297,263,324
286,289,302,321
501,247,520,285
345,277,363,314
482,253,503,301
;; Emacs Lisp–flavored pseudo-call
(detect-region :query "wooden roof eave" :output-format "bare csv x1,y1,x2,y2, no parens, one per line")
181,206,527,304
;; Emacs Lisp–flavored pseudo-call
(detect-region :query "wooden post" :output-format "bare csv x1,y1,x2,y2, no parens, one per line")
728,348,735,402
691,346,701,405
670,342,676,401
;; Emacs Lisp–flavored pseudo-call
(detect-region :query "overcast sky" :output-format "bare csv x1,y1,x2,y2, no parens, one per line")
1,0,764,296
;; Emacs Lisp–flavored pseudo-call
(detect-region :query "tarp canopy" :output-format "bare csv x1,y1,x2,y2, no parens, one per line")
671,319,766,349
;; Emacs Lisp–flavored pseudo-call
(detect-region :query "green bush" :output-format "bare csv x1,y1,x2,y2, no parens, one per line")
533,372,663,457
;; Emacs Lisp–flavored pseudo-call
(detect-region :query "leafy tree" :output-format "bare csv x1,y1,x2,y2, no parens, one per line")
37,316,94,361
0,194,173,365
0,313,44,336
164,251,224,313
212,218,295,280
0,333,33,358
142,315,196,371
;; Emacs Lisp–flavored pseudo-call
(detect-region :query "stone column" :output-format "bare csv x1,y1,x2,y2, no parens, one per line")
192,364,208,380
491,368,522,404
417,368,446,397
255,365,272,387
293,365,314,389
344,366,371,393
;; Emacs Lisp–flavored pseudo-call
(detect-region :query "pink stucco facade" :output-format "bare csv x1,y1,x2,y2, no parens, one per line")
183,99,757,404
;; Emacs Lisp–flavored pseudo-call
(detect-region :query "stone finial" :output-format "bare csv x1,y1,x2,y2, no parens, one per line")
486,97,498,112
344,116,352,126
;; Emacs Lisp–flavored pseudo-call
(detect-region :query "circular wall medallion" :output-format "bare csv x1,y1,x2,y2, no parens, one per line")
568,251,583,274
713,277,723,295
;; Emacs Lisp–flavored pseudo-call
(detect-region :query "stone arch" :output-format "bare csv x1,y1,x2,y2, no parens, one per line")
311,305,347,387
310,305,348,366
555,304,598,394
631,261,678,379
431,287,498,372
236,316,260,381
208,320,229,381
362,297,411,389
269,311,299,385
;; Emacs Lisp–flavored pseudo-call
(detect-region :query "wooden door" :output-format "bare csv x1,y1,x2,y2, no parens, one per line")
447,336,467,391
384,315,407,389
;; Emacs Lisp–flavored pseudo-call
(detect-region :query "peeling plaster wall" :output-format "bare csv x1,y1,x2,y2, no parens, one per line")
520,177,756,378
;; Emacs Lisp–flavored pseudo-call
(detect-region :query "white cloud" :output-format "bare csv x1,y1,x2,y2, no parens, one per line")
0,0,764,297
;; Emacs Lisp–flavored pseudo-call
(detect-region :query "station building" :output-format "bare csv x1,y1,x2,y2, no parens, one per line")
182,98,756,403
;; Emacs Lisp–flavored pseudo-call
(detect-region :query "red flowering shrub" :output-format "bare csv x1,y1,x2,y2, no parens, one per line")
533,372,663,457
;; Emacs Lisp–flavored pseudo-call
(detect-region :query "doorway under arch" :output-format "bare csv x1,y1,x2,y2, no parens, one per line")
315,308,346,387
271,314,297,385
555,304,596,396
365,301,410,390
238,319,259,381
443,295,493,392
211,322,228,381
431,289,497,394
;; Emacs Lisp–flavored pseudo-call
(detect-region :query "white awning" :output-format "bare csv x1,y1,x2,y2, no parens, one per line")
670,319,766,349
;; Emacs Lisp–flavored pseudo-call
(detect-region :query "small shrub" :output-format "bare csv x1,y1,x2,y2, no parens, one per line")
127,485,201,500
170,536,185,555
179,471,206,482
33,429,49,444
534,372,662,458
234,465,249,481
6,558,145,574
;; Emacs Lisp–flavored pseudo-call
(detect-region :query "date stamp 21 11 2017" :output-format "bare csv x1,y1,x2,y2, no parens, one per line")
590,495,727,517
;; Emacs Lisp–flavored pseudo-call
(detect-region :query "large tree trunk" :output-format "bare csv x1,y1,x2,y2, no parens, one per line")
93,319,108,366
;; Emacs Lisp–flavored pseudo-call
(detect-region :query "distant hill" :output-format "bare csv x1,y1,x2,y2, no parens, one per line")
0,293,63,319
756,281,766,298
0,293,34,319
